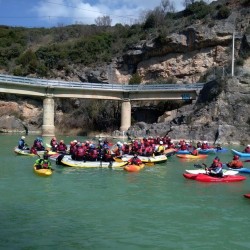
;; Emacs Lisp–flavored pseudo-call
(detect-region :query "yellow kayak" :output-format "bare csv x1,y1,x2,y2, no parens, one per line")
14,147,36,156
33,164,53,176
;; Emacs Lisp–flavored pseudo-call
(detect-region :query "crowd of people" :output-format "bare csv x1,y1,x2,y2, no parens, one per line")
17,135,249,173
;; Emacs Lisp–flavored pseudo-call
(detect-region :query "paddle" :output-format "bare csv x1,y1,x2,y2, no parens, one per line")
244,160,250,162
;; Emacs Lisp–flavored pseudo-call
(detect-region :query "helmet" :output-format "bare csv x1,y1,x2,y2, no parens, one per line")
21,136,25,139
159,141,163,145
233,155,239,160
213,159,219,164
247,145,250,147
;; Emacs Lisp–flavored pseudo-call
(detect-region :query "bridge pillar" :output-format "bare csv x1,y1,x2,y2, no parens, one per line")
120,99,131,132
42,97,55,137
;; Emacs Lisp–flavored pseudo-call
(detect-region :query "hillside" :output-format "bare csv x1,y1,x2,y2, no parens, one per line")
0,0,249,144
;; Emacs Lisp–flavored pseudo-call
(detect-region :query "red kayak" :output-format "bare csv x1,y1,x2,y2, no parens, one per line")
243,193,250,199
183,173,246,182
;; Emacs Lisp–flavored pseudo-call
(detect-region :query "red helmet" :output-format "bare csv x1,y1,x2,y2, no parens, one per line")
213,159,219,164
233,155,239,160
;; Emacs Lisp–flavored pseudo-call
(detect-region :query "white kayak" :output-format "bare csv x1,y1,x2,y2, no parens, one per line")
60,155,127,169
185,169,239,176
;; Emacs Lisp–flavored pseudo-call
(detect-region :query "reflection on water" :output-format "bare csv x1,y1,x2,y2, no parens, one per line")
1,135,250,249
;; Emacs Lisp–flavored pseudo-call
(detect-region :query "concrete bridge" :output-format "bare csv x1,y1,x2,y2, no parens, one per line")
0,74,204,136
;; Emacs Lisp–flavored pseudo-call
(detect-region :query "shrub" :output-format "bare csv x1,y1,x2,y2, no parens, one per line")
129,73,142,84
217,6,231,19
184,1,212,19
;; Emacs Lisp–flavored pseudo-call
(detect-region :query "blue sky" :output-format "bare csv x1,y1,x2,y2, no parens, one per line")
0,0,187,28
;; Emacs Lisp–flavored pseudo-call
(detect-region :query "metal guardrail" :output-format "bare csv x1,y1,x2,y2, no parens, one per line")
0,74,204,92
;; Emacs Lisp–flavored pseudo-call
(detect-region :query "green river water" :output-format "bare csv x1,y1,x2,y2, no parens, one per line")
1,134,250,250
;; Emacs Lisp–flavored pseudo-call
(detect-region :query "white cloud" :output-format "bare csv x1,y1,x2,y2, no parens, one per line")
33,0,212,26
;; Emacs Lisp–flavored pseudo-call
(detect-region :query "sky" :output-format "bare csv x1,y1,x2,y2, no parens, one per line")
0,0,188,28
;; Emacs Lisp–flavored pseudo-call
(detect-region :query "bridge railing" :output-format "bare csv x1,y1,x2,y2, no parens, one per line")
0,74,204,91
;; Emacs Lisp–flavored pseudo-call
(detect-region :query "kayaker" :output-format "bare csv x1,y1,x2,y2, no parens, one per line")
18,136,29,150
155,141,165,155
227,155,243,169
206,159,223,177
190,146,198,156
128,154,142,166
57,140,67,154
35,154,52,169
30,145,37,155
50,137,58,151
244,145,250,153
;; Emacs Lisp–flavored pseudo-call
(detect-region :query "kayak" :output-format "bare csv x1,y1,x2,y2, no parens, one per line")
120,154,167,164
226,167,250,174
185,169,239,175
60,155,127,168
176,154,208,159
14,147,36,156
124,164,145,172
243,194,250,199
175,150,191,154
33,164,53,176
14,147,57,157
36,150,59,157
183,173,246,182
216,148,228,153
197,148,216,154
231,149,250,157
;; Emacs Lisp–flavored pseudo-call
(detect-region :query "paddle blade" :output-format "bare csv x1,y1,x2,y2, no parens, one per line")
244,160,250,162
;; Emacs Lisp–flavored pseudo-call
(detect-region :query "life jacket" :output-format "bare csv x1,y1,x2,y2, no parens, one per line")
157,145,165,153
76,147,85,157
42,160,50,168
57,143,67,151
228,160,243,169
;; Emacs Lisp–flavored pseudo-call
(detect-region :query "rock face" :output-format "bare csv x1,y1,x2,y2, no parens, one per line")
126,76,250,145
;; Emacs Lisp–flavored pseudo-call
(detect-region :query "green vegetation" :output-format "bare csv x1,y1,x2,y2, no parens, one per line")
216,6,231,19
129,73,142,85
183,1,212,19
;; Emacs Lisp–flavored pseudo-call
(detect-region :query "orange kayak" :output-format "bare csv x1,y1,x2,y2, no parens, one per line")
124,164,145,172
176,154,208,159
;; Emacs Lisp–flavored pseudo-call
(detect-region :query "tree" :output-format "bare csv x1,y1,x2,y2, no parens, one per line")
161,0,176,13
95,16,112,27
182,0,195,8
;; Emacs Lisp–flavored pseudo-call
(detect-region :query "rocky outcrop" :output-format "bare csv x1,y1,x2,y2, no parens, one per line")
126,76,250,145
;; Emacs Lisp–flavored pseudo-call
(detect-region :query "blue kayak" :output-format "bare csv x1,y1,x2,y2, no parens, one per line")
176,150,191,154
230,168,250,174
198,148,216,154
216,148,228,153
223,164,250,174
231,149,250,157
